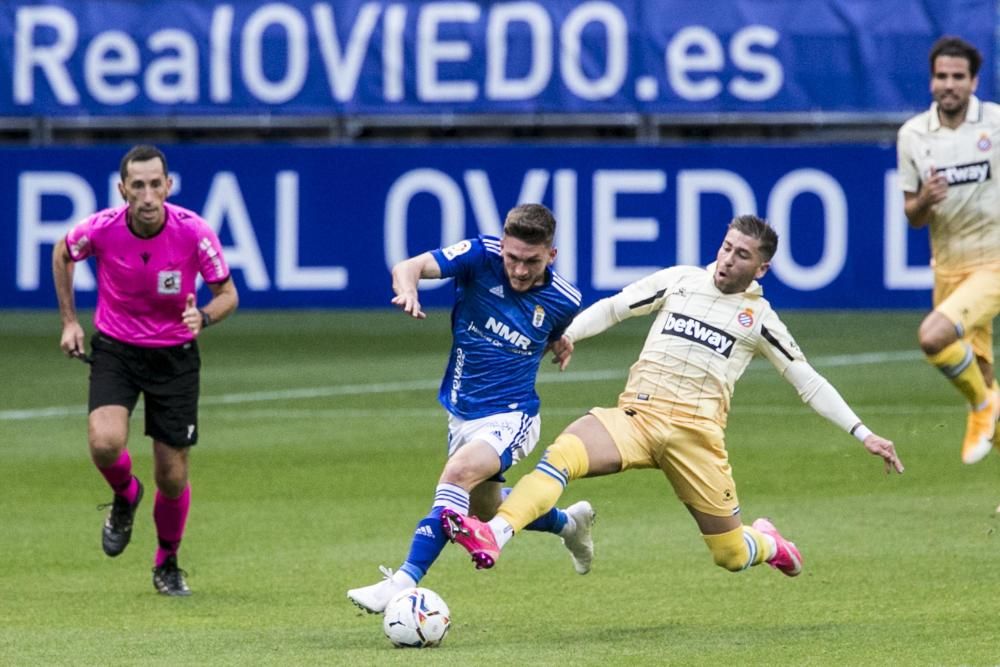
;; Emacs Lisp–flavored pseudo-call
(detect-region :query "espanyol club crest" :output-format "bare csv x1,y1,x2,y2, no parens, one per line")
978,133,992,152
532,305,545,327
737,309,754,328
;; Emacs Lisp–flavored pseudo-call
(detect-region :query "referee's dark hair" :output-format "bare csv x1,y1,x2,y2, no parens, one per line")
120,145,169,182
929,36,982,78
504,203,556,246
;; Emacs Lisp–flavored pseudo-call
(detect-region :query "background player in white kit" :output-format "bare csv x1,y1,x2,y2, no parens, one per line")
347,204,595,614
53,145,238,595
444,215,904,578
897,35,1000,465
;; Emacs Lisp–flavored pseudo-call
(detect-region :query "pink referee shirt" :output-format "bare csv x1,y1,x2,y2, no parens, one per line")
65,202,230,347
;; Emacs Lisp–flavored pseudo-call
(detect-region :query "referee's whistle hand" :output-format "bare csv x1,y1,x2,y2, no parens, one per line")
60,322,85,358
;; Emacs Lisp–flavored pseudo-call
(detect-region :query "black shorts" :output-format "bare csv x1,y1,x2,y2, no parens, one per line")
88,331,201,448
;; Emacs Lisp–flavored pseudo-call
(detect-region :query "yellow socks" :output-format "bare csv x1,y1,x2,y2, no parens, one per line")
703,525,772,572
497,433,590,532
928,341,988,407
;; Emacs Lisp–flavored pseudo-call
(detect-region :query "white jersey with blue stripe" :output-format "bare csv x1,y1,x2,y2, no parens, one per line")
431,235,581,420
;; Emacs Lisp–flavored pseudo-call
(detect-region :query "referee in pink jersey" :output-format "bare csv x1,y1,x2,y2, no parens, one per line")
53,145,238,596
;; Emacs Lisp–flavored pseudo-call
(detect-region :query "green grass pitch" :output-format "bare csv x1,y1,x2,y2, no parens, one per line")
2,309,999,665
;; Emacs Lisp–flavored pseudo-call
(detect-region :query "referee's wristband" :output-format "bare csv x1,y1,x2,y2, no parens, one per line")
850,422,872,442
200,310,213,329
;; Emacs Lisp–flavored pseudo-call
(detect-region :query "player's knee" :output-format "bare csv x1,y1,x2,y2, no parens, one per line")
154,464,188,497
541,434,590,482
704,531,749,572
155,475,187,498
88,420,127,465
441,459,488,489
918,314,955,356
918,330,944,356
709,543,747,572
88,440,124,467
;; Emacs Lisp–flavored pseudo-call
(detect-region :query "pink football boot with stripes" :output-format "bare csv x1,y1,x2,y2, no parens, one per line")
441,509,500,569
752,517,802,577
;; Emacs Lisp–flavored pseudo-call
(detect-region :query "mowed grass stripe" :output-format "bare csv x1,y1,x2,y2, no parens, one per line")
0,349,921,422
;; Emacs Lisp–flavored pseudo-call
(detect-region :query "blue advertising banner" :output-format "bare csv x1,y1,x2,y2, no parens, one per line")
0,0,992,117
2,143,930,310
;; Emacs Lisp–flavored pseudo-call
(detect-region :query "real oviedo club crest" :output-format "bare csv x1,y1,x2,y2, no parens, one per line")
532,305,545,328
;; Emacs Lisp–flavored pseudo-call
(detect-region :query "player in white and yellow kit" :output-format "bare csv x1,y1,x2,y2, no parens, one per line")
897,36,1000,464
442,215,904,578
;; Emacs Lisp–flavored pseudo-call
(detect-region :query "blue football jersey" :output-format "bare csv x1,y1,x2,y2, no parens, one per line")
430,235,582,420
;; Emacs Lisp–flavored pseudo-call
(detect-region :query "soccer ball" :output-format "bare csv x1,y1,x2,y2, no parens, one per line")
382,587,451,648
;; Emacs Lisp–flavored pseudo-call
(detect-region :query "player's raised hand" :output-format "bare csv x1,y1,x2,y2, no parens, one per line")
182,293,202,334
862,433,904,474
548,335,575,371
392,290,426,319
60,321,86,359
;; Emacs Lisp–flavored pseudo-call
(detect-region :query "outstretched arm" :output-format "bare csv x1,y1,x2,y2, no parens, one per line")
856,430,904,475
551,267,676,370
549,295,631,371
390,252,442,319
783,360,904,474
564,293,633,342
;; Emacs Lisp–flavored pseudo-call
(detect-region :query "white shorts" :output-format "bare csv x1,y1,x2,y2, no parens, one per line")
446,411,541,475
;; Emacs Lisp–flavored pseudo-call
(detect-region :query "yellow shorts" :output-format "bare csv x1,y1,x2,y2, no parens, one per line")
934,266,1000,364
589,404,739,517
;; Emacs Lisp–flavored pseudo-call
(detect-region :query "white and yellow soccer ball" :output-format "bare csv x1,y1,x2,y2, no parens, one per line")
382,587,451,648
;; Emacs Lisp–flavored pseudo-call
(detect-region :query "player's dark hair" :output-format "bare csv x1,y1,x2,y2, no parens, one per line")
503,203,556,246
929,36,982,78
729,214,778,261
120,144,168,182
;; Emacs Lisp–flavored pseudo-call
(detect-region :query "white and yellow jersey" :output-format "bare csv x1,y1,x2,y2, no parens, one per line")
567,263,805,428
897,95,1000,272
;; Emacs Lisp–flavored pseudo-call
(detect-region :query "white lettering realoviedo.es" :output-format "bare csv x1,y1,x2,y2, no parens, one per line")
13,3,782,107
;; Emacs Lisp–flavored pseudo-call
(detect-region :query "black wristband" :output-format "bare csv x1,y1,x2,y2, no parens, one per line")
200,310,212,329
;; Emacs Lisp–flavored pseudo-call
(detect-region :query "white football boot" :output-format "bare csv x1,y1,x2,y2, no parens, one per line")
561,501,596,574
347,566,409,614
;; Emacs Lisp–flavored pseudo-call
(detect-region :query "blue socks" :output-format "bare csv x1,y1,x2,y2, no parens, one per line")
399,506,449,583
399,483,468,583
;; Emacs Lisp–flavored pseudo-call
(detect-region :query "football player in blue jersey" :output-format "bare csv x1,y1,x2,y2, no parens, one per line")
348,203,596,613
